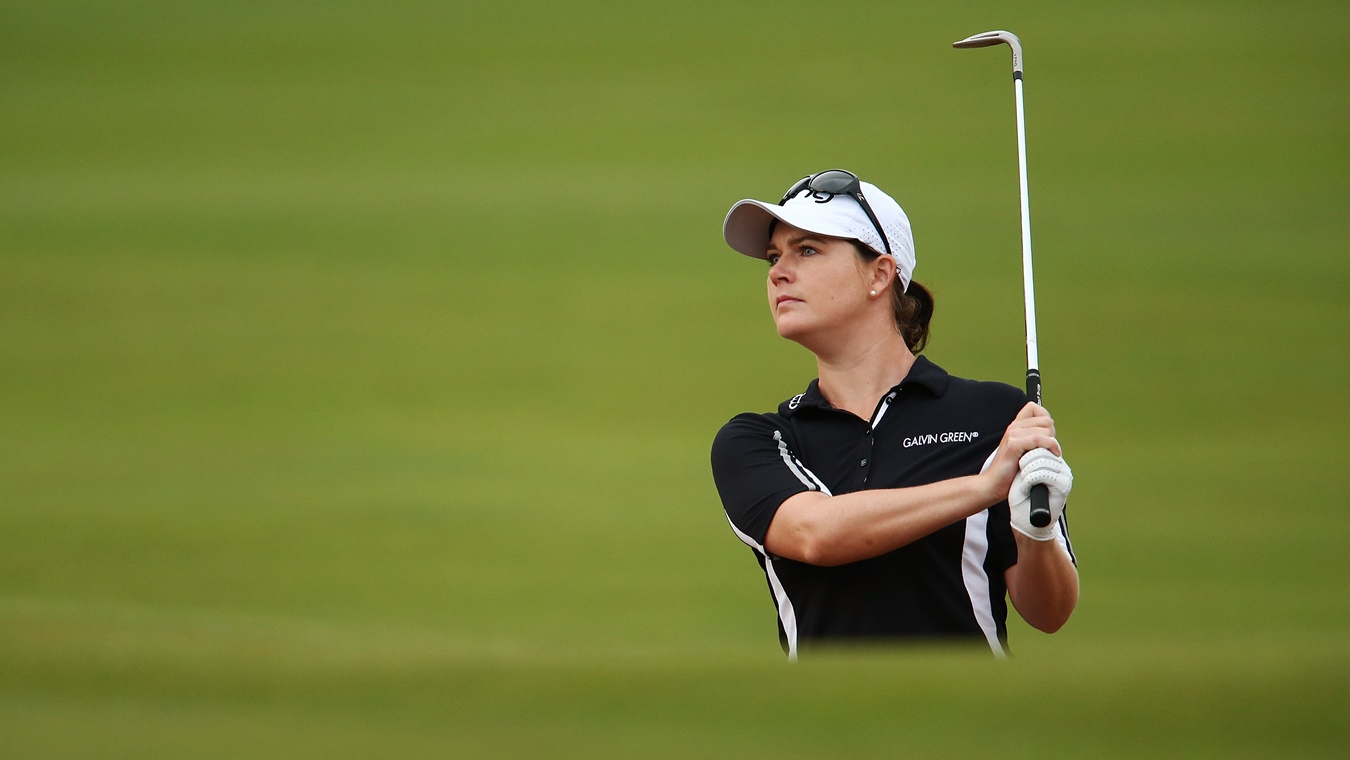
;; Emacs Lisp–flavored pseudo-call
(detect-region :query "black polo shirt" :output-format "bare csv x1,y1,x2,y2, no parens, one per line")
712,356,1071,658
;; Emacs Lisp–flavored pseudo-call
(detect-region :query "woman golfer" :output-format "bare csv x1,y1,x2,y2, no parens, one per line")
711,169,1077,659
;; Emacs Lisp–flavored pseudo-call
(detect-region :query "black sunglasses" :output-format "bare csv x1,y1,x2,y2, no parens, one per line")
779,169,891,257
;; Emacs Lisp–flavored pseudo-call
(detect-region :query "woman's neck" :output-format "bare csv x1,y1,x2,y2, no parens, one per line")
814,331,916,422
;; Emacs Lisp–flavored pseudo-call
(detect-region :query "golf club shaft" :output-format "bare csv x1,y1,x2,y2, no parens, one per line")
1013,68,1053,529
954,30,1052,529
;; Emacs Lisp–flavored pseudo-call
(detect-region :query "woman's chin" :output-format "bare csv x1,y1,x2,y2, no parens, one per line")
774,318,811,343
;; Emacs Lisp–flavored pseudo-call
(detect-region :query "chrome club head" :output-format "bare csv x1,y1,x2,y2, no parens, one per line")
953,30,1023,74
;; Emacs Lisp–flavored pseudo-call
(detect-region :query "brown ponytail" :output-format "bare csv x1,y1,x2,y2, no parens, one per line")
893,280,934,353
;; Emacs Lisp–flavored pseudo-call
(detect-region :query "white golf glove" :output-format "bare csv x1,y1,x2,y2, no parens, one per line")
1009,448,1072,541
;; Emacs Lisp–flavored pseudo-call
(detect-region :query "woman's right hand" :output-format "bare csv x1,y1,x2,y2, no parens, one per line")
981,402,1061,505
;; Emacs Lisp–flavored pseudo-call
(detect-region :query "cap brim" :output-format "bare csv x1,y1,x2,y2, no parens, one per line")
722,199,857,259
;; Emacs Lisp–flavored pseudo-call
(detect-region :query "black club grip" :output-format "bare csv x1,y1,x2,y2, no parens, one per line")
1029,484,1052,528
1025,369,1052,528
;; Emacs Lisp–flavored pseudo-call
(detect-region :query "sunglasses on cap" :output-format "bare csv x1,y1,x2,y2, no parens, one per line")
779,169,891,257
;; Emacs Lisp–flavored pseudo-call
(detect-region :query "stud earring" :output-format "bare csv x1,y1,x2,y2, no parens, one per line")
870,290,878,297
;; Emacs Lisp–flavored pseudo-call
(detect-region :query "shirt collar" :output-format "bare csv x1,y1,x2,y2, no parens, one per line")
777,355,951,417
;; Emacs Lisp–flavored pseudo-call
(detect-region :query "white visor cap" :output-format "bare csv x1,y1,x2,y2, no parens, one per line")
722,178,916,292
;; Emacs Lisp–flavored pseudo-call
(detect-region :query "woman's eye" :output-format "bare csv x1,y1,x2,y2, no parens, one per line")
802,246,818,256
767,254,780,265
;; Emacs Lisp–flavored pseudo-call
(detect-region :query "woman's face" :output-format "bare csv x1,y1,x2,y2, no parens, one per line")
765,222,871,345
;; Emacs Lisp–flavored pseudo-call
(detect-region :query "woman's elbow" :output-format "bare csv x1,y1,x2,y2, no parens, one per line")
1030,614,1069,634
1020,586,1079,633
798,538,851,567
767,520,852,567
794,523,876,566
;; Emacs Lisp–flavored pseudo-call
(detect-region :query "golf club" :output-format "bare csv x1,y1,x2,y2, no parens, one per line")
953,30,1052,529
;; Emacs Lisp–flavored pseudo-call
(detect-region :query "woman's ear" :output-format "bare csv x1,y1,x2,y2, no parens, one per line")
870,255,897,296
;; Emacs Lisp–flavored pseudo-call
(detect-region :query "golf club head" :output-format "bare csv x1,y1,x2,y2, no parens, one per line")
953,30,1023,74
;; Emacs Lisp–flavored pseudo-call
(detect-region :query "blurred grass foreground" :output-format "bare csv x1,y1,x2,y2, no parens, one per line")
2,1,1348,757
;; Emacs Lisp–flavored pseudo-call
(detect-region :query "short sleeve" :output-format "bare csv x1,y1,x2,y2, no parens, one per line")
711,413,818,549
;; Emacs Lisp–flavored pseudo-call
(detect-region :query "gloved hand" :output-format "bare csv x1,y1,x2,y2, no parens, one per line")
1009,447,1072,541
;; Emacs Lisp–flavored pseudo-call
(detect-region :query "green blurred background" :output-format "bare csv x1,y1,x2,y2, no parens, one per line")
3,0,1347,756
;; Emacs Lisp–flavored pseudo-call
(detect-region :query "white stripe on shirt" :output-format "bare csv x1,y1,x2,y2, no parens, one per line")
774,430,833,495
961,508,1006,658
724,513,800,660
966,449,1006,657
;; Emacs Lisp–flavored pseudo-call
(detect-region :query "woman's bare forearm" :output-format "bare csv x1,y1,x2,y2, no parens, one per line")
1005,534,1079,632
764,474,1001,566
